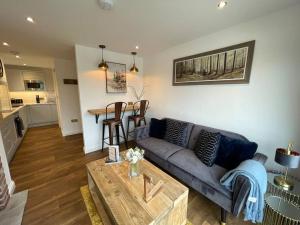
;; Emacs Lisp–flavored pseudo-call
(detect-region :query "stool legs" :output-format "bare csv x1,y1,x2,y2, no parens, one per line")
102,122,127,151
102,123,105,151
126,118,130,140
120,122,128,148
116,125,120,145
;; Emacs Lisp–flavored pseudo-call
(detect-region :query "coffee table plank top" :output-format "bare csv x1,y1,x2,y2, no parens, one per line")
87,158,188,225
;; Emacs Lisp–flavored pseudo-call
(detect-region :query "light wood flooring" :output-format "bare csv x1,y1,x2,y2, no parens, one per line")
9,125,251,225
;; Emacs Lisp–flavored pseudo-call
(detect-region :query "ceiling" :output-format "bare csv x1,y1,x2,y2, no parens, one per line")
0,0,299,59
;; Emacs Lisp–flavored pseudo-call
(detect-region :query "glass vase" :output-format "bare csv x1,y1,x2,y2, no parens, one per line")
129,161,140,178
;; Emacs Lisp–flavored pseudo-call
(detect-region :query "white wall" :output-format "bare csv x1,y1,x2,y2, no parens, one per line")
144,5,300,177
0,58,11,111
0,60,14,193
75,45,143,153
54,58,82,136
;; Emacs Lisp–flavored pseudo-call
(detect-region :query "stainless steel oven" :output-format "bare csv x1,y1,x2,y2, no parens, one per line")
24,80,45,91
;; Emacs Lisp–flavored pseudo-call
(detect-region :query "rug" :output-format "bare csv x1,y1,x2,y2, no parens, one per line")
0,190,28,225
80,185,193,225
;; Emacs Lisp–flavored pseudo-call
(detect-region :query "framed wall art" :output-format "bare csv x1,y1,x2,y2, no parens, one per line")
173,40,255,85
106,62,127,93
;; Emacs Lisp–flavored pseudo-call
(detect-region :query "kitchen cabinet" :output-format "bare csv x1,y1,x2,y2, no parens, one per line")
49,104,58,122
18,106,28,132
22,71,45,82
28,104,58,126
44,71,54,91
5,67,55,92
6,68,25,92
0,116,17,162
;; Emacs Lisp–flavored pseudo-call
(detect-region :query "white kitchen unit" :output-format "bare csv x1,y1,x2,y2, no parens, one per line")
18,106,28,132
27,103,58,127
0,114,18,163
6,68,25,92
5,66,54,92
44,71,55,92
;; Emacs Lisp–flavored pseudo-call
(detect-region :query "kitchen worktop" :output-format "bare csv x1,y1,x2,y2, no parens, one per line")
1,102,56,120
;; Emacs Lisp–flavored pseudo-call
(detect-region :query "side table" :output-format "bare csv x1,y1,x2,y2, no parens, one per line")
263,195,300,225
267,171,300,205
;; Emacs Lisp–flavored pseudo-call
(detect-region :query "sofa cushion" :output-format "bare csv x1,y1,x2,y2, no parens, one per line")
215,135,258,170
149,118,166,139
188,124,248,150
168,148,231,198
164,118,193,148
137,137,184,160
194,129,221,167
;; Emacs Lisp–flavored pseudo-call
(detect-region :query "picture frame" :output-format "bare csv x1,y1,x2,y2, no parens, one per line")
0,60,3,78
173,40,255,85
106,62,127,93
107,145,120,162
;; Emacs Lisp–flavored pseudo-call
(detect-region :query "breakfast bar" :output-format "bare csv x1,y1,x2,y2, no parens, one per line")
88,105,138,123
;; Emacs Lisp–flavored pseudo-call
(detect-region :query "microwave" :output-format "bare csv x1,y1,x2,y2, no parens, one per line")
24,80,45,91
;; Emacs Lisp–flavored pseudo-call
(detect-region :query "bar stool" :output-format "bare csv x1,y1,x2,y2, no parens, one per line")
102,102,128,151
126,100,149,140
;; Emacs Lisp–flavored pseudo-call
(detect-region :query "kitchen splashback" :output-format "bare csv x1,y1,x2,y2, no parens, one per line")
9,91,56,104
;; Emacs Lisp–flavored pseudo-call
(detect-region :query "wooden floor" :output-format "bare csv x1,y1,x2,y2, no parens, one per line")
10,125,251,225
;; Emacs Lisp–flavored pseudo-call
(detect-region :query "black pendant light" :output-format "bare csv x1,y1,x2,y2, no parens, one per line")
130,52,139,73
98,45,108,70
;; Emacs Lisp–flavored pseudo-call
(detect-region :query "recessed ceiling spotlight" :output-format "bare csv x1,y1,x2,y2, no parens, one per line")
16,55,21,59
135,46,139,50
26,17,35,23
2,42,9,46
23,63,27,66
218,1,228,9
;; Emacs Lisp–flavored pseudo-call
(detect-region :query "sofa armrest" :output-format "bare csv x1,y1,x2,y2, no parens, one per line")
134,125,150,141
252,153,268,165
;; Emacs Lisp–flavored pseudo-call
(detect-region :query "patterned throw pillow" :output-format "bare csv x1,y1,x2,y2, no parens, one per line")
164,119,189,147
194,129,221,167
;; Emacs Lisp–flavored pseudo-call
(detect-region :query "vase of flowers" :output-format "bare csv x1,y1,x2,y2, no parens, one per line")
125,147,144,178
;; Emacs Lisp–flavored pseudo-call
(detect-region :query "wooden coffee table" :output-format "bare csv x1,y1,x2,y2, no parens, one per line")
87,157,189,225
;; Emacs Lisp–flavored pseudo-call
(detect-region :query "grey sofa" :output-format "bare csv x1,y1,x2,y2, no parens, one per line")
135,118,267,225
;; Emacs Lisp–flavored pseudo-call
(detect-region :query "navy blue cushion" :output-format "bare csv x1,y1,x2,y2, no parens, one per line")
215,135,258,170
149,118,166,139
193,129,221,167
164,119,189,147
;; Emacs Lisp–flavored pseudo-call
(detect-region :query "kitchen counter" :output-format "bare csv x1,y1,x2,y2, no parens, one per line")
1,102,56,120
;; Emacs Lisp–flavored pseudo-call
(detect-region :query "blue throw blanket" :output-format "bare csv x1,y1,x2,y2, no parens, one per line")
220,159,267,223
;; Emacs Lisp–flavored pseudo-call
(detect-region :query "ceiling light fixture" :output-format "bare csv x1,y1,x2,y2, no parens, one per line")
23,63,27,66
218,1,228,9
2,42,9,46
98,45,109,70
135,46,139,50
26,16,35,23
130,52,139,73
16,55,21,59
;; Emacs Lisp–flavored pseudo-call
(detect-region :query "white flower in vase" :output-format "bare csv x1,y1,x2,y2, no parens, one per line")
125,147,144,164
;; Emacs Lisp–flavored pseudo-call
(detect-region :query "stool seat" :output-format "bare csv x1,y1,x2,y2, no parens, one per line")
103,118,122,125
101,102,128,151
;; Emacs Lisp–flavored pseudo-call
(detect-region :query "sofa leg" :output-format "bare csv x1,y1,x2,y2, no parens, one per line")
220,208,227,225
